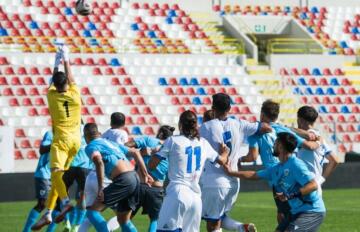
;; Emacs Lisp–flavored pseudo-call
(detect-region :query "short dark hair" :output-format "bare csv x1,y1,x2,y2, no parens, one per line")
297,106,318,124
84,123,99,138
276,132,298,153
179,110,199,139
156,125,175,140
203,109,215,123
212,93,231,113
111,112,125,128
261,100,280,122
52,71,67,89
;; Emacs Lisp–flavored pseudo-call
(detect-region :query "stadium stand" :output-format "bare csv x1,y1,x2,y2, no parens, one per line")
0,0,359,172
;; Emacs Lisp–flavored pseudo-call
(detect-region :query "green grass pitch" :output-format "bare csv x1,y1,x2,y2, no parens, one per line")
0,188,359,232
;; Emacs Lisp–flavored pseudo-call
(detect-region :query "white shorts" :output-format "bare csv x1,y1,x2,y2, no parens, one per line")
157,184,202,232
201,184,239,221
84,170,112,207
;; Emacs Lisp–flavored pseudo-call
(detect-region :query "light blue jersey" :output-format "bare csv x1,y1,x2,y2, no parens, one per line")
71,136,93,169
85,138,130,179
134,136,168,182
257,155,325,215
248,123,305,168
34,131,52,179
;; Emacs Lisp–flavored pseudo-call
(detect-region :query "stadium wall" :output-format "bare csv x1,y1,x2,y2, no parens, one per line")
1,163,359,202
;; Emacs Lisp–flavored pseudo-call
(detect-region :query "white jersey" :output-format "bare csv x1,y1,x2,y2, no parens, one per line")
200,118,259,188
157,135,218,193
102,128,128,145
296,129,332,186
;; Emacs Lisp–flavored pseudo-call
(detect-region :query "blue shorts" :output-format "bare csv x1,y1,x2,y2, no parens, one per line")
34,178,50,200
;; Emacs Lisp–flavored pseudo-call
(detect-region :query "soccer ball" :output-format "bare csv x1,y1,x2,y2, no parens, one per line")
75,0,92,16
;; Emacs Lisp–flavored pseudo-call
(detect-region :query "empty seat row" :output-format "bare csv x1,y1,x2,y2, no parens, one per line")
280,67,344,76
0,76,48,86
301,96,360,104
294,77,352,86
318,105,360,114
158,77,231,86
164,87,238,96
293,87,358,95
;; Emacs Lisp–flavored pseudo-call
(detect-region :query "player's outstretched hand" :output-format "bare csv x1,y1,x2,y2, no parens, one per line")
220,143,230,156
145,174,154,186
61,45,70,62
223,163,233,176
97,189,104,202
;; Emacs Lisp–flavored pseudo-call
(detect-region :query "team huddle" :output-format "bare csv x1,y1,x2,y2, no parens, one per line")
22,46,338,232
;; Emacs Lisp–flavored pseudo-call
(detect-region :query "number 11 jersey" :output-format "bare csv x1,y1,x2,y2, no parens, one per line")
157,135,219,193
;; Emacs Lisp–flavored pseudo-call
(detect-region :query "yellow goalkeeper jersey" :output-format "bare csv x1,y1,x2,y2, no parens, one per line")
47,83,82,139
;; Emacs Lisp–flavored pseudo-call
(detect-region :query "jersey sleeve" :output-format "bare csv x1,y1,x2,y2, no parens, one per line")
157,137,172,160
294,159,315,186
273,124,305,147
118,144,130,155
135,136,160,149
240,120,260,137
85,143,99,160
247,134,259,149
41,131,53,146
256,166,273,181
68,83,80,95
204,139,219,163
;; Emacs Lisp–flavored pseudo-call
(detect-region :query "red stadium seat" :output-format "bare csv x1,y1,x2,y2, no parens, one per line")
165,87,174,95
9,98,20,106
181,97,191,105
81,87,91,95
118,87,128,95
3,87,14,96
15,129,26,138
105,67,115,75
135,97,145,105
203,97,212,105
29,87,40,96
210,78,220,85
234,96,244,104
22,98,33,106
200,78,210,85
124,97,134,105
34,97,45,106
130,107,140,115
136,117,146,125
23,76,34,85
149,116,159,124
11,76,21,85
171,97,180,105
40,108,49,116
5,67,15,75
241,106,252,114
86,97,97,105
344,97,353,104
15,150,24,160
352,106,360,113
81,107,90,115
43,68,52,75
36,77,46,85
176,87,185,95
125,117,134,125
16,88,27,96
142,107,153,115
332,96,342,104
93,67,102,75
169,78,178,85
92,107,104,115
0,76,8,85
111,77,121,85
28,108,39,116
123,77,133,85
130,87,140,95
27,150,38,159
117,67,127,75
144,127,155,135
20,139,32,148
230,106,240,114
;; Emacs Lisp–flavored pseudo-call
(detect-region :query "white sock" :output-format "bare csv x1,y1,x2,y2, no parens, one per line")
45,209,53,221
107,216,120,231
221,215,244,232
211,229,222,232
78,218,92,232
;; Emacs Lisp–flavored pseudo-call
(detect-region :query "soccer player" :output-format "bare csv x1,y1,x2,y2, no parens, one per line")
125,125,175,232
22,130,59,232
239,100,321,230
224,132,326,232
102,112,129,145
200,93,271,232
32,45,82,230
151,110,229,232
83,123,152,232
62,128,92,232
296,106,338,196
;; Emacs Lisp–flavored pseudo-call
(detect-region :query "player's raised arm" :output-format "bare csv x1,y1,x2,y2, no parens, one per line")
61,46,75,85
223,164,260,180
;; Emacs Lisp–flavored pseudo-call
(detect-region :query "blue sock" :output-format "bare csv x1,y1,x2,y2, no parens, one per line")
86,210,109,232
76,209,86,225
70,207,78,226
46,210,60,232
121,220,137,232
148,219,157,232
22,208,40,232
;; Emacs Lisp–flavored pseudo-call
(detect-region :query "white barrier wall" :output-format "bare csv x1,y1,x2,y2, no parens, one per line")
0,127,14,173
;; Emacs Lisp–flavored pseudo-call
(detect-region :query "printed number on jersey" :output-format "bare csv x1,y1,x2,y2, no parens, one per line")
185,146,201,173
